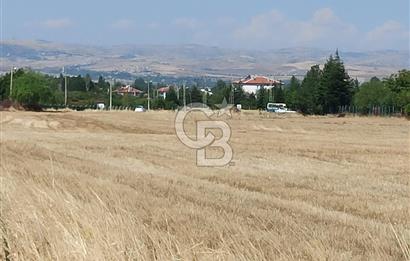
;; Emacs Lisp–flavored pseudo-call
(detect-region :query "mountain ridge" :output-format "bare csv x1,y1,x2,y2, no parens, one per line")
1,40,408,81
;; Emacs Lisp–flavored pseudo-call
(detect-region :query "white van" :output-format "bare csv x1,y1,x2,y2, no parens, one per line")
266,103,288,113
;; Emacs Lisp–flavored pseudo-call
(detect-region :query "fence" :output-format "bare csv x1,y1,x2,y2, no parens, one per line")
41,104,405,116
41,104,143,111
337,105,403,117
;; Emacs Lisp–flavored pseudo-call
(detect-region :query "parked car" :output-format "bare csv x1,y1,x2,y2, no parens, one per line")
134,105,146,112
266,103,295,113
96,103,105,110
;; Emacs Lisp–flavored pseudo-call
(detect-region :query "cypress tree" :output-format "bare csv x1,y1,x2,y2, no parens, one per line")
284,76,300,110
256,86,268,109
190,86,203,103
273,86,285,103
320,50,353,113
298,65,322,114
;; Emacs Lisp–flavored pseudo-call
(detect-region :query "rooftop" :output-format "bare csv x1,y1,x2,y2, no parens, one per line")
234,75,280,86
114,85,143,94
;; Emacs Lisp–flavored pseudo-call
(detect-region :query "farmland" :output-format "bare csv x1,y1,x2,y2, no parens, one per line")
0,111,409,260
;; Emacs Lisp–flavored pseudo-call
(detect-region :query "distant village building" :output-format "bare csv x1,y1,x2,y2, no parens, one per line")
157,86,170,99
233,75,281,94
114,85,143,97
201,87,213,96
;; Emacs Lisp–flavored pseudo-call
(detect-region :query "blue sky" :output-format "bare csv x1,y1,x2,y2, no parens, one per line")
2,0,409,50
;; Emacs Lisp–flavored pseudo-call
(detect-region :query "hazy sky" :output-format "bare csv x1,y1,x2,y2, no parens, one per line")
1,0,409,50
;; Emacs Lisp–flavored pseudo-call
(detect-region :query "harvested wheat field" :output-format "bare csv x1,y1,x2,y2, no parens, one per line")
0,110,409,260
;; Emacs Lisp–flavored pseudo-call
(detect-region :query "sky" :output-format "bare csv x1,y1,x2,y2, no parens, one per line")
1,0,409,51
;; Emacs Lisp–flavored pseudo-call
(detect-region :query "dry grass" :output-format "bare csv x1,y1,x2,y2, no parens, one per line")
0,110,409,260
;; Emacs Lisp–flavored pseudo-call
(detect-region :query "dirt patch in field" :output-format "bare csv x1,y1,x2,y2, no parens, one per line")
1,112,173,135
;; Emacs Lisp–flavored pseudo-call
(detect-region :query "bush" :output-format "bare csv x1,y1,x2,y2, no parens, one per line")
404,104,410,117
151,98,165,109
12,71,53,106
354,79,393,110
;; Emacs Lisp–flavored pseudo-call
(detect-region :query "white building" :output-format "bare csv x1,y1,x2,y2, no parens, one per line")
233,75,281,94
113,85,143,97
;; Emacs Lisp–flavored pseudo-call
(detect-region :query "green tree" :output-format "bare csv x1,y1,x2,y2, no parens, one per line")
165,86,179,109
284,76,300,110
273,86,285,103
0,73,10,100
353,78,360,91
12,71,55,106
298,65,323,114
151,98,165,109
97,76,109,90
190,86,203,103
241,93,256,110
215,80,227,90
84,73,93,92
384,70,410,109
384,69,410,93
58,73,65,92
133,77,148,91
0,69,25,100
320,50,354,113
395,90,410,109
233,85,246,105
256,86,268,109
208,80,232,107
354,77,394,111
69,75,86,91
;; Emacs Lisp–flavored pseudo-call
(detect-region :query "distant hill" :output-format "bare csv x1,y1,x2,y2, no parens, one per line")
1,40,408,82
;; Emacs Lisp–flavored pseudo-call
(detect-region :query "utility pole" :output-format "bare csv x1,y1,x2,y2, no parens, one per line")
147,80,150,111
183,82,186,110
203,90,207,107
64,76,68,107
110,79,113,111
176,84,179,100
9,68,13,101
230,84,235,105
62,67,68,107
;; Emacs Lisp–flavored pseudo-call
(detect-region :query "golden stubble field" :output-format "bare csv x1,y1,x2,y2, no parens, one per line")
0,110,409,260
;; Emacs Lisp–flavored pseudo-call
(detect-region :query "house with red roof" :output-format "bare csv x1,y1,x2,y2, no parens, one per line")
233,75,281,94
113,85,144,97
157,86,170,99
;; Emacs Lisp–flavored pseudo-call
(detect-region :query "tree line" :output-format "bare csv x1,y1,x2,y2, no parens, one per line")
159,51,410,115
277,51,410,115
0,51,409,115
